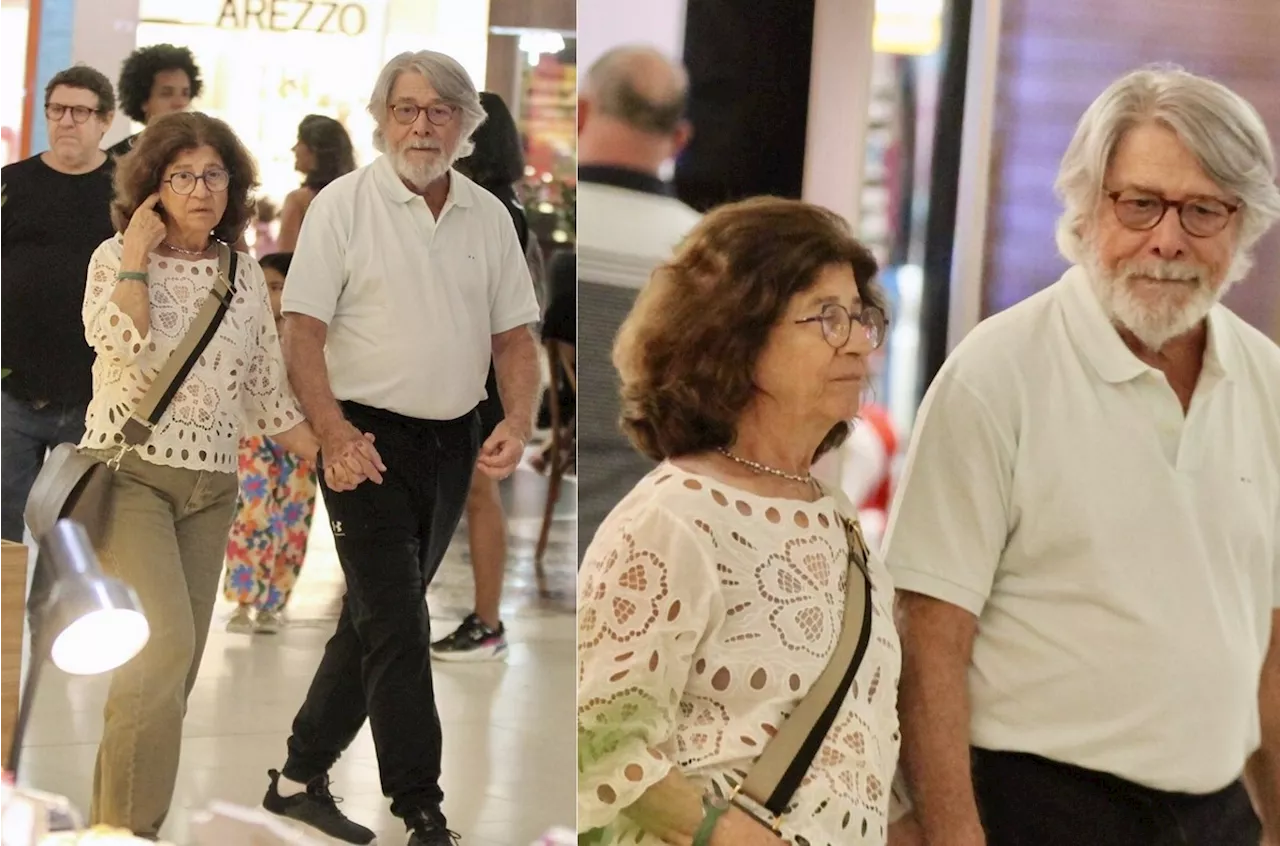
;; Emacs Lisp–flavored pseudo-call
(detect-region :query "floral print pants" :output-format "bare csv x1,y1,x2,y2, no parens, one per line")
223,435,317,611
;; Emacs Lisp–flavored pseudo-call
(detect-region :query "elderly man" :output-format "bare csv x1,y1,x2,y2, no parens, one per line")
1,65,117,542
577,45,701,556
885,66,1280,846
260,51,541,846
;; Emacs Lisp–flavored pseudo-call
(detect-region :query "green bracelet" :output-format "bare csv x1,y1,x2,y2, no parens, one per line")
116,271,147,283
692,792,730,846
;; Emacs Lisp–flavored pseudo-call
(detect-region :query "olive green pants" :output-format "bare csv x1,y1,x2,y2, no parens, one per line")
85,450,237,839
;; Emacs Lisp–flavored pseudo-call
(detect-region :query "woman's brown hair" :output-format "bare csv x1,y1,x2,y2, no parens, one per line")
111,111,259,243
614,196,884,462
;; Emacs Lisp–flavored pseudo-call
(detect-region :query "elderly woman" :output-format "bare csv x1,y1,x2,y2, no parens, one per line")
577,197,901,846
81,111,323,837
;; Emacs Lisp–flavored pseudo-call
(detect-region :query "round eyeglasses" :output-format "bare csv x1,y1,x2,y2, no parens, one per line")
162,168,230,195
45,103,102,125
1107,188,1240,238
390,102,458,127
795,303,887,350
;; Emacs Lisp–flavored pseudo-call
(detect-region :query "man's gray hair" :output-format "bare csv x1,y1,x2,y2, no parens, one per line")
1055,65,1280,270
368,51,487,157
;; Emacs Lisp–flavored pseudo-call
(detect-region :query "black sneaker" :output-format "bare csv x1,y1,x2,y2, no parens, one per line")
405,807,460,846
430,614,508,663
262,768,377,845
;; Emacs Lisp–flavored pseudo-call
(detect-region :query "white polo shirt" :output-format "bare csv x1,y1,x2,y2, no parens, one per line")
283,154,541,420
883,265,1280,793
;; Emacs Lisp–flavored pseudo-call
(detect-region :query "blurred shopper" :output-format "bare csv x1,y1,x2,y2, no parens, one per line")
106,44,201,158
251,196,280,258
263,51,541,846
278,114,357,251
578,198,900,846
224,252,319,635
885,66,1280,846
576,45,700,559
84,111,325,838
838,400,897,552
1,65,117,541
430,91,529,662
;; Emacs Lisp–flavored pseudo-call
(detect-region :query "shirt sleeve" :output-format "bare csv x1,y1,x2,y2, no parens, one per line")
280,191,347,324
238,255,303,437
881,368,1016,616
577,504,721,832
489,207,542,335
83,236,151,367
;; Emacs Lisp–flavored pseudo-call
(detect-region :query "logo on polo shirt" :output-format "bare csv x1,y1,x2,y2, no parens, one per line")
331,520,344,537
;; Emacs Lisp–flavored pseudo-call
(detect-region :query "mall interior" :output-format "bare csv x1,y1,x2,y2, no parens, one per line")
2,0,1280,843
1,0,577,844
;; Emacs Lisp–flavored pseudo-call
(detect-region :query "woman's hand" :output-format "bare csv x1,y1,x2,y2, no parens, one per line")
122,193,166,264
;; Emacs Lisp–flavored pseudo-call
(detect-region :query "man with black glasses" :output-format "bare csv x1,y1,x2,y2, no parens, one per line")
1,64,118,542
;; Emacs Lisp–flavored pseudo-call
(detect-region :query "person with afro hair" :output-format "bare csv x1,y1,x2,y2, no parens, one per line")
105,43,202,158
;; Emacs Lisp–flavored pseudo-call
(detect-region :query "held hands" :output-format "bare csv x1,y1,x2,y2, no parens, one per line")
122,193,166,259
476,418,528,480
321,424,386,492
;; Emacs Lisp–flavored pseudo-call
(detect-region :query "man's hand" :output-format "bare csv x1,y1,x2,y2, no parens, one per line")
321,424,385,491
476,418,527,479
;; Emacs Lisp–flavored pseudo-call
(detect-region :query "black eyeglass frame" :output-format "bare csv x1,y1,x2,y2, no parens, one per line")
389,102,459,127
44,103,107,125
161,168,231,196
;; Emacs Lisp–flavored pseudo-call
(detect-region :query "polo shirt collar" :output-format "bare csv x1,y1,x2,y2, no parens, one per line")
1060,264,1236,385
373,153,473,208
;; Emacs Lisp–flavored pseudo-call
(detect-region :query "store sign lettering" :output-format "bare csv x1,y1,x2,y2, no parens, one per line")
216,0,368,36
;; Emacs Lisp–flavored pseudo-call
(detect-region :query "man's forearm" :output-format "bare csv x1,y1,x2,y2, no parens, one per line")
493,325,541,435
282,314,346,439
897,594,985,842
1249,615,1280,841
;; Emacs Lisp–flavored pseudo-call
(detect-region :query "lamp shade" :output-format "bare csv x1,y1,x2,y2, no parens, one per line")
39,521,149,675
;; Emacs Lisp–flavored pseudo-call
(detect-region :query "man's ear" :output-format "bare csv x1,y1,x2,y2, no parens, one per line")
671,119,693,158
577,97,589,136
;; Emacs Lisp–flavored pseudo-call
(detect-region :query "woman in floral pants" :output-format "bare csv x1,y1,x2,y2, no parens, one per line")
223,253,317,633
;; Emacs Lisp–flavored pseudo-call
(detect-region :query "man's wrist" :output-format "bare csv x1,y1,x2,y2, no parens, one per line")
504,415,533,441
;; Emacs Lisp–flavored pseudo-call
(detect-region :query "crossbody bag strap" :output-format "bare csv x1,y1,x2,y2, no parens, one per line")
119,242,239,446
737,514,875,825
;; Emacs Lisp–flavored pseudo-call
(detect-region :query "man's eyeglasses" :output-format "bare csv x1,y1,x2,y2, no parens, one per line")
795,303,887,350
389,102,458,127
162,168,231,195
45,103,103,125
1106,188,1241,238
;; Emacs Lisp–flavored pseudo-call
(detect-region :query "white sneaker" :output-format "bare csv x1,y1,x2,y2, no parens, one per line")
227,606,255,634
255,609,285,634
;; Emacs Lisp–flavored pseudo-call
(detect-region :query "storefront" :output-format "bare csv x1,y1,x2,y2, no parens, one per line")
485,0,576,249
1,0,32,165
132,0,491,210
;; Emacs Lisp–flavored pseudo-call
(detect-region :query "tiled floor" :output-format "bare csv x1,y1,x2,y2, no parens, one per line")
16,462,578,846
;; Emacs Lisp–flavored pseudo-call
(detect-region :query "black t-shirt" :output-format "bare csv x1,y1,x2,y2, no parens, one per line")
1,153,117,405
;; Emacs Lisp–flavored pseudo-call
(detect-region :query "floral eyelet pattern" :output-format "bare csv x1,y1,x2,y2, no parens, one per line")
578,463,902,846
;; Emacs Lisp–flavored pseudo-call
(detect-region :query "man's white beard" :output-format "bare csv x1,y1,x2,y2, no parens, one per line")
1083,250,1234,352
392,139,455,190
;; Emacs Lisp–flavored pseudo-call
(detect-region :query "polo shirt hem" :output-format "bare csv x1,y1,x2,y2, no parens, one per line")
890,568,989,617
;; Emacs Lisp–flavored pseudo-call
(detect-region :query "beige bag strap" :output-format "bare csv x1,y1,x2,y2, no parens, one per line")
118,242,237,447
736,515,874,827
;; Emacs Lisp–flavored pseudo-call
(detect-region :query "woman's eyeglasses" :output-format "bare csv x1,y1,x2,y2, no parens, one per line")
389,102,458,127
45,103,102,124
163,168,231,195
795,303,887,350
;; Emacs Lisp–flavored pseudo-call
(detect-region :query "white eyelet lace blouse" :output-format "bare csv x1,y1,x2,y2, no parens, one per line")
577,462,903,846
79,235,302,472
